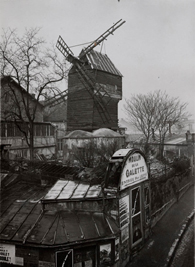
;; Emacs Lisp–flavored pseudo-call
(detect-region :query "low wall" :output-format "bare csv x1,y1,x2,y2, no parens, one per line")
151,170,192,227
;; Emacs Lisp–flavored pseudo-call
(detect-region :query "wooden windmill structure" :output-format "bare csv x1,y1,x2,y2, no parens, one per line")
56,19,125,132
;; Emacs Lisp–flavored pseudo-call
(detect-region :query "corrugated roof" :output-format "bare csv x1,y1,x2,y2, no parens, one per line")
0,180,118,246
86,50,122,77
32,163,82,178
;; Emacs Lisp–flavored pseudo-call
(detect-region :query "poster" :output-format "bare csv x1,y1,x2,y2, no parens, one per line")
119,195,130,228
121,226,129,243
99,243,111,266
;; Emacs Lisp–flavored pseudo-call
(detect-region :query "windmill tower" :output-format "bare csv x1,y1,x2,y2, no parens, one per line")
56,19,125,132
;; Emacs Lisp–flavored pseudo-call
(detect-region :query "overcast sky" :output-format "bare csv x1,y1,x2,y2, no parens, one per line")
1,0,194,119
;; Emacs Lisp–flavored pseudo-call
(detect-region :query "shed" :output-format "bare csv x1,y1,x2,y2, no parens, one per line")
62,128,125,165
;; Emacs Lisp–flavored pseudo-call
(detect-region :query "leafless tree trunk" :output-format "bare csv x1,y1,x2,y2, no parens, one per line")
124,90,189,159
0,28,68,160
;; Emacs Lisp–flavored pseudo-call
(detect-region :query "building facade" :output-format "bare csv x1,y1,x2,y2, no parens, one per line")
67,50,122,132
0,76,56,159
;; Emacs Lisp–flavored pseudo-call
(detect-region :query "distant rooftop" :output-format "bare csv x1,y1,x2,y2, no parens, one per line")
64,128,123,139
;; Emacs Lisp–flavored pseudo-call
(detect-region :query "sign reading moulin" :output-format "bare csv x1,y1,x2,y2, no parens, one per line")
104,148,151,266
120,152,148,190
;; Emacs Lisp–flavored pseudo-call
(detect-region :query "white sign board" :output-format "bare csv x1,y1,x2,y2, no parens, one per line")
120,153,148,190
0,243,23,266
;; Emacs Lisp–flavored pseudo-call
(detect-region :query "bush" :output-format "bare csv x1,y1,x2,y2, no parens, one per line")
171,157,190,173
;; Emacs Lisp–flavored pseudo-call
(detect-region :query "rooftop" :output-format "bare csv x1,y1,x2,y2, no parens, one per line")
0,176,118,246
43,179,102,201
85,50,122,77
64,128,123,139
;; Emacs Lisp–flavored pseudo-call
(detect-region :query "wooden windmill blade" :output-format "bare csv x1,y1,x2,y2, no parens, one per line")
56,37,113,124
43,90,68,108
81,19,126,57
56,36,74,59
56,20,125,127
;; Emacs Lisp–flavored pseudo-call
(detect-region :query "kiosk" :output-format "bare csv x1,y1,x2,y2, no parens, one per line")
104,148,151,264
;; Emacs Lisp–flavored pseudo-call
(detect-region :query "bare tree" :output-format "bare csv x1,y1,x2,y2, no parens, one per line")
0,28,67,160
154,91,188,158
124,91,160,154
71,139,121,168
124,90,188,158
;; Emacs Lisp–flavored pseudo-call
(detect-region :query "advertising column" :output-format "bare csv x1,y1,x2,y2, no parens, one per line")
119,151,149,249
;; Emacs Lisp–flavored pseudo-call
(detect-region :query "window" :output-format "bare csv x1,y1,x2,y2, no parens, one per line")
35,124,42,136
56,250,73,267
131,187,141,216
1,122,6,137
15,124,22,137
105,162,122,187
7,123,14,137
50,125,55,136
99,243,112,266
47,125,50,136
131,186,143,246
58,139,63,151
42,125,47,136
74,247,96,267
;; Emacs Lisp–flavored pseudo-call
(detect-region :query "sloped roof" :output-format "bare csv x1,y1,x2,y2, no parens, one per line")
164,137,186,144
43,180,102,200
1,76,43,108
85,50,122,77
0,179,118,246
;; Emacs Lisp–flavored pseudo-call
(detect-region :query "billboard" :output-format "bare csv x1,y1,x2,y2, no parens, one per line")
120,153,148,190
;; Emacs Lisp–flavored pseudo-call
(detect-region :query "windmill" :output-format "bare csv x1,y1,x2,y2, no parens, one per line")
56,19,125,132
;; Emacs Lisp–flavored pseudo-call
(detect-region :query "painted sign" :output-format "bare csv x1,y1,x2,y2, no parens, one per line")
119,195,129,228
0,244,23,266
121,226,129,243
120,153,148,190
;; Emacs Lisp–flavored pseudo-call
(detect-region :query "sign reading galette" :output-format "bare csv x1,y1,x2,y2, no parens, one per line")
120,153,148,190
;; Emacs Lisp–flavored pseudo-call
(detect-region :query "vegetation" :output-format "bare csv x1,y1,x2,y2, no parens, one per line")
124,90,189,158
0,28,67,160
